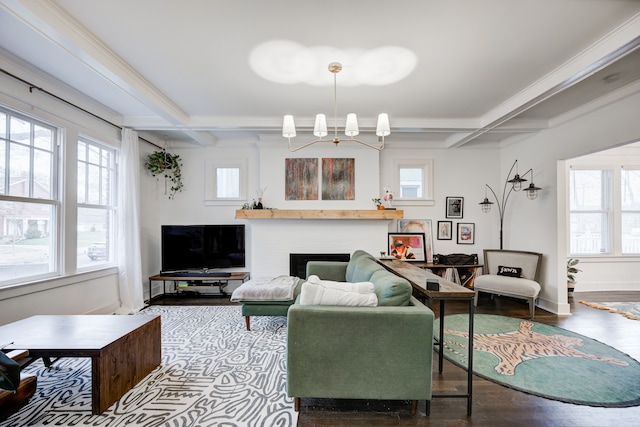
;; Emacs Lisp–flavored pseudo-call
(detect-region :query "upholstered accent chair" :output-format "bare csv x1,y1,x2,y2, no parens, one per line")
474,249,543,319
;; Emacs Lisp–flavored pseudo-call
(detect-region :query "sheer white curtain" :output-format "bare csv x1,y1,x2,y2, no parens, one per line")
115,128,145,314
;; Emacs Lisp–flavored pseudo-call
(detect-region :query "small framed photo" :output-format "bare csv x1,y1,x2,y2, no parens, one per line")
457,223,475,244
437,221,453,240
446,197,464,219
388,233,427,262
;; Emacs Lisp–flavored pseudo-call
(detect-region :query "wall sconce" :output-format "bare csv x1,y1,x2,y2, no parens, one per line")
479,159,542,249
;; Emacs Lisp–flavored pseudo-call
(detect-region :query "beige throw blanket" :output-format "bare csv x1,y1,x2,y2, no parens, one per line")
230,275,299,301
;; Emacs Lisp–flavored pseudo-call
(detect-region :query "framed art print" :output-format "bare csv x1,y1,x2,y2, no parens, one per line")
446,196,464,219
457,222,475,244
437,221,453,240
397,219,433,262
388,233,426,262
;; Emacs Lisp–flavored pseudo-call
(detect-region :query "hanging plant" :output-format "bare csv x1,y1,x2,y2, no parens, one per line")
145,150,184,199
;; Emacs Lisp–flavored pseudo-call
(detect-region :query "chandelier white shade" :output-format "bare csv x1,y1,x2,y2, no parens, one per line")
282,62,390,151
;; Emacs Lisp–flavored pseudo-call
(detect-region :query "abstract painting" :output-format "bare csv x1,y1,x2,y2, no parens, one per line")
285,158,318,200
321,158,355,200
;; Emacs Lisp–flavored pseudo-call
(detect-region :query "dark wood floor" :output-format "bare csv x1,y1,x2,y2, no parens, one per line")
150,291,640,427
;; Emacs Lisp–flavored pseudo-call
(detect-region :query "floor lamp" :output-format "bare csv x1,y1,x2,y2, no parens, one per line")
479,159,541,249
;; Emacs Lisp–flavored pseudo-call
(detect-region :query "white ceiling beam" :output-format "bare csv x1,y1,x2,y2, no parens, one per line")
1,0,191,127
451,13,640,148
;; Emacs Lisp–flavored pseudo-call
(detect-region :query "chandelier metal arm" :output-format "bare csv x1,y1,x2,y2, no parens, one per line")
344,137,385,151
287,135,385,152
287,137,335,152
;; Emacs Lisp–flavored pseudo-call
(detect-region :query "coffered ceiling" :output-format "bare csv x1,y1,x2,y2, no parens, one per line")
0,0,639,148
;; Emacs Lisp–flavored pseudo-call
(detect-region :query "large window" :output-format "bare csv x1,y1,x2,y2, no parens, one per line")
570,166,640,256
77,139,116,268
621,168,640,254
0,108,59,285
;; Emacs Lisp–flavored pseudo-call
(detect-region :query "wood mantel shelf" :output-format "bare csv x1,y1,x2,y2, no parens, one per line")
235,209,403,220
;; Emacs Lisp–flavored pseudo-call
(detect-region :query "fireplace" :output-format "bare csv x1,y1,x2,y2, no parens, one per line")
289,253,351,278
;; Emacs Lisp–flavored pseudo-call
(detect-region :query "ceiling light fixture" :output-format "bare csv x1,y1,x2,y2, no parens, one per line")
282,62,390,152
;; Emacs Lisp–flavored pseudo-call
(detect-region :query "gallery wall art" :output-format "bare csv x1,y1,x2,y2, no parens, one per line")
398,219,433,263
285,158,318,200
321,158,355,200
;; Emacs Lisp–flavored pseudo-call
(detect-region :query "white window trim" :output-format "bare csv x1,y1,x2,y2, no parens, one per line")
390,158,435,206
204,158,248,205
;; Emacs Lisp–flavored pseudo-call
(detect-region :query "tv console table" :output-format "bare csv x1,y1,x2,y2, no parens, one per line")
148,272,250,303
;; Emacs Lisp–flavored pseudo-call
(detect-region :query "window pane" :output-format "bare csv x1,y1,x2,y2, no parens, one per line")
77,162,86,204
570,170,610,210
9,143,30,197
570,212,610,254
9,116,30,144
216,167,240,198
87,164,101,204
622,213,640,254
78,141,87,162
33,125,52,150
0,140,5,195
77,207,112,268
621,169,640,210
0,111,6,139
399,167,423,198
88,144,100,164
33,149,52,198
0,200,55,284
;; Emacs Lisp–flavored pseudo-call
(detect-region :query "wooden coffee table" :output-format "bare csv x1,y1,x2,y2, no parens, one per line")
0,315,161,414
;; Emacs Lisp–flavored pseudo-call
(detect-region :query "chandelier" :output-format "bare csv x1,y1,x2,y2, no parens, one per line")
282,62,390,152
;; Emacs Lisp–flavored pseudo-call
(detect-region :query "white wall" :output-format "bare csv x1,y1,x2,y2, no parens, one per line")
501,85,640,315
140,137,501,297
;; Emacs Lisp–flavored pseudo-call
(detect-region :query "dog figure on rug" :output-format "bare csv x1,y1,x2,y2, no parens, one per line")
445,321,628,376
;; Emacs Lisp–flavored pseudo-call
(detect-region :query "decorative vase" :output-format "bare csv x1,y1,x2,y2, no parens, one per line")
255,198,263,209
377,205,385,210
383,187,394,208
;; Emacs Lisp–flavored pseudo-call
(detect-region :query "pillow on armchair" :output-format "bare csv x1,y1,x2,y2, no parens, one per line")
497,265,522,277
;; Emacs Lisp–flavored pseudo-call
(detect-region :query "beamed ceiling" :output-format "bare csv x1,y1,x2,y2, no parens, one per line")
0,0,639,149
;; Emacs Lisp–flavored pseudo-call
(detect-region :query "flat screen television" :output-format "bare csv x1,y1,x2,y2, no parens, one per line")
161,224,245,272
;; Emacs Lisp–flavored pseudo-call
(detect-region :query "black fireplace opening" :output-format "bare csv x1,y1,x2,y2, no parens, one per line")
289,253,351,279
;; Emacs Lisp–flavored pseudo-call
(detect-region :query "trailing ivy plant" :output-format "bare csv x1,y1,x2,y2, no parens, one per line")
145,150,184,199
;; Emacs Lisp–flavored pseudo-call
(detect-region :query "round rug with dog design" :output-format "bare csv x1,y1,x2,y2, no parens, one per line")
434,314,640,407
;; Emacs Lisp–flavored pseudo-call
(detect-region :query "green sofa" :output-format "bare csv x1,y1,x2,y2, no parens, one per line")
287,250,434,415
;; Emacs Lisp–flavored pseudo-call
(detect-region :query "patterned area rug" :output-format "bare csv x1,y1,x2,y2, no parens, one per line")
435,314,640,407
0,306,297,427
578,300,640,321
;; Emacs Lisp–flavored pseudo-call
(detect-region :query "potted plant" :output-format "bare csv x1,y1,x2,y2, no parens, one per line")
567,258,581,297
145,150,184,199
372,198,383,210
